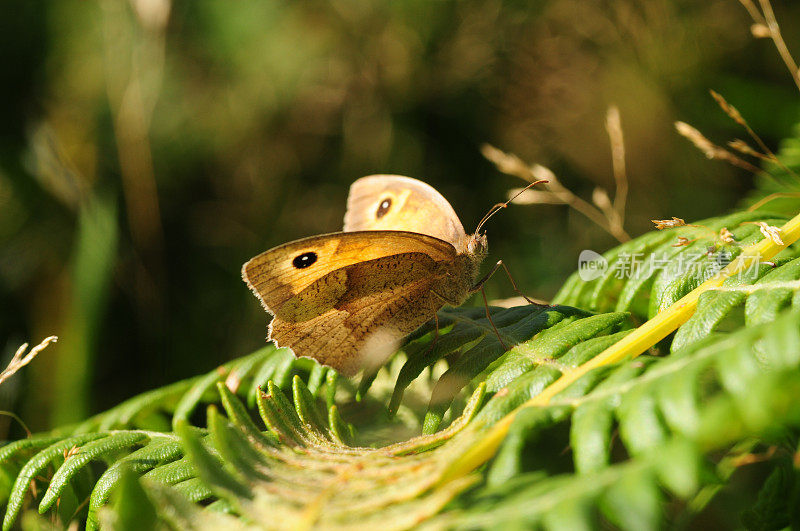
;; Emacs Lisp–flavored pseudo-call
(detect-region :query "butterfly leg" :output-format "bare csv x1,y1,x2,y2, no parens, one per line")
472,260,551,307
419,293,451,364
479,286,508,351
427,304,441,361
434,286,508,352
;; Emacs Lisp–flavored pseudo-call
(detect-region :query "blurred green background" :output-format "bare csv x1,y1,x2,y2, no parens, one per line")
1,0,799,436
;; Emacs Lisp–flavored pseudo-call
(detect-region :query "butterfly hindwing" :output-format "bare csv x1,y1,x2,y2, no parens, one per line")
344,175,468,251
268,252,449,375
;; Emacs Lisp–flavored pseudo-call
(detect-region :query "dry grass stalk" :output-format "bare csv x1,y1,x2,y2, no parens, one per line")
506,189,568,205
728,139,768,160
711,89,799,180
739,0,766,24
676,3,800,187
739,0,800,91
674,122,762,173
482,105,631,243
605,106,627,220
748,192,800,211
710,90,785,162
0,336,58,387
709,90,746,127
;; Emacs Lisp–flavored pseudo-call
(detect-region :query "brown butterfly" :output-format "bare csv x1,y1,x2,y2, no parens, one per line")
242,175,543,376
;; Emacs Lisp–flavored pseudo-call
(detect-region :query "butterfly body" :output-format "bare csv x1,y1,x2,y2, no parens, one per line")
243,175,487,376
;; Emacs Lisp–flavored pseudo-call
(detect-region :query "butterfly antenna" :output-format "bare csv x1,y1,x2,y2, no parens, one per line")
475,179,548,233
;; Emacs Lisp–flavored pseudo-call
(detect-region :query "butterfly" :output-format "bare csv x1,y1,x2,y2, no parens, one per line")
242,175,543,376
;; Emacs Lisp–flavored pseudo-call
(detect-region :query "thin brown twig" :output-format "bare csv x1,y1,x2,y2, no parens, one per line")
748,192,800,211
709,91,772,156
69,493,93,523
483,105,631,242
0,411,32,438
739,0,800,90
675,4,800,187
738,0,766,24
482,144,631,242
519,170,629,241
0,337,58,387
605,105,628,222
675,121,762,173
758,0,800,92
710,90,799,181
591,186,629,242
728,139,771,161
729,445,777,467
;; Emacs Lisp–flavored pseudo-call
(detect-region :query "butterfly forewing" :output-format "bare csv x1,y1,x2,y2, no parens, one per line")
242,230,456,314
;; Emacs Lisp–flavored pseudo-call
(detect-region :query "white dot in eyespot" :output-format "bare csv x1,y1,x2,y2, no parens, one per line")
376,198,392,219
292,252,317,269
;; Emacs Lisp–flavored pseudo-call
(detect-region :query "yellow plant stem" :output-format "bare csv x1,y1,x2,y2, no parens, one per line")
440,211,800,485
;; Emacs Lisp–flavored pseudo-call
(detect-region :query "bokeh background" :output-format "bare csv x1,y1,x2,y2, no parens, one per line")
1,0,799,439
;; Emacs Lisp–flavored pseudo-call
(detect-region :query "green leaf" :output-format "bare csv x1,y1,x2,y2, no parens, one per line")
3,434,106,531
86,437,183,531
39,432,149,513
175,420,252,501
740,460,795,531
600,469,662,531
105,466,159,531
554,212,793,321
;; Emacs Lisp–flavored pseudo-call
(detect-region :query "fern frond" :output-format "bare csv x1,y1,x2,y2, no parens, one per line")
166,382,487,529
430,309,800,529
68,347,295,434
410,304,600,433
5,207,800,529
555,211,795,318
442,209,800,486
98,310,647,528
0,302,611,529
123,306,800,530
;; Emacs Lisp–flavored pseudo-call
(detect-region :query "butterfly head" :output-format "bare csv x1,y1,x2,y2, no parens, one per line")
466,231,488,261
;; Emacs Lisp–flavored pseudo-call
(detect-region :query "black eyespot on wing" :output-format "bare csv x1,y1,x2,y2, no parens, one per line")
376,198,392,219
292,252,317,269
